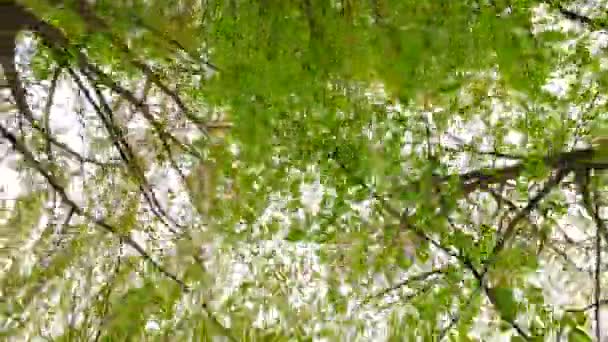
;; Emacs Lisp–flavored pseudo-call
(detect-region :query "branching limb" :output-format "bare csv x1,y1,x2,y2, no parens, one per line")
483,168,569,271
67,66,183,234
79,62,204,159
69,0,210,137
0,121,236,340
0,3,234,339
1,45,118,168
374,197,532,339
0,121,183,287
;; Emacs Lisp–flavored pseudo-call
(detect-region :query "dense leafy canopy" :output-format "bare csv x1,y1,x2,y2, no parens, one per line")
1,0,608,340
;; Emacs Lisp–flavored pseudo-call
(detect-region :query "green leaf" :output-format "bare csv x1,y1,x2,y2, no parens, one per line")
285,228,307,242
493,287,518,322
568,327,593,342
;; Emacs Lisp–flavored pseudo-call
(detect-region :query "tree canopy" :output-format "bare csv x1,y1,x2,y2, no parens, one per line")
1,0,608,340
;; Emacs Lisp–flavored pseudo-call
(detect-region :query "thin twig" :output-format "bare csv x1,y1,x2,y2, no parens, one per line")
567,299,608,313
70,0,211,136
580,171,603,341
67,66,183,234
438,286,482,341
2,62,119,168
360,268,446,306
483,168,568,272
93,242,122,342
0,121,236,340
0,122,183,287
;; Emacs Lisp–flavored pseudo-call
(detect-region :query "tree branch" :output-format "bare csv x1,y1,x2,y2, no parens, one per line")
69,0,210,137
581,171,604,341
360,268,446,306
67,66,184,234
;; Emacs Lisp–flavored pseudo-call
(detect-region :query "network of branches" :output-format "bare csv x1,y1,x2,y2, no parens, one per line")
1,0,608,340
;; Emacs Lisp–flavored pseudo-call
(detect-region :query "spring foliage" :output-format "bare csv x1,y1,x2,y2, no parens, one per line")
0,0,608,340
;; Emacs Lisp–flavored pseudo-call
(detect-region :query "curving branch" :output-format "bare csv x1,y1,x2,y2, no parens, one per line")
0,121,235,340
66,66,184,234
336,155,533,339
0,4,235,339
0,121,181,284
482,167,569,269
68,0,210,137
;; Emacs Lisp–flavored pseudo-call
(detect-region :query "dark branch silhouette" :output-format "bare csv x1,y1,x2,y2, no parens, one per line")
0,3,235,339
